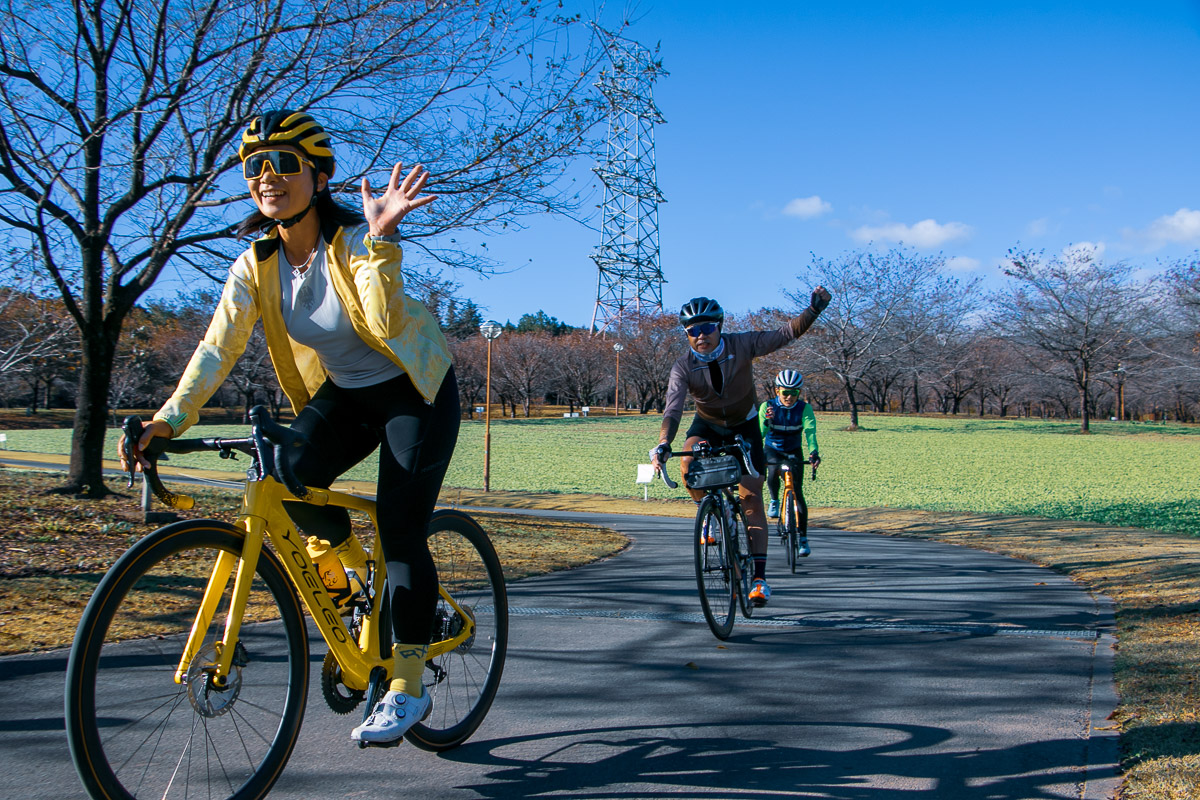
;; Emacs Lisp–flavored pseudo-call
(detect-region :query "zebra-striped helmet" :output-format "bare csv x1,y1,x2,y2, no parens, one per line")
775,369,804,390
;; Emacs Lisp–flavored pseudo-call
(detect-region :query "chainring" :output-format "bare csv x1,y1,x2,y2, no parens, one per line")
321,651,364,715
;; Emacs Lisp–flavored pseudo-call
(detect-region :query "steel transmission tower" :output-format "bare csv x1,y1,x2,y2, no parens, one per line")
590,32,666,334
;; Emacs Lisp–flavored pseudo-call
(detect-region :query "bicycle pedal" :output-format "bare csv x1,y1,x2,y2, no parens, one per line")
357,736,403,749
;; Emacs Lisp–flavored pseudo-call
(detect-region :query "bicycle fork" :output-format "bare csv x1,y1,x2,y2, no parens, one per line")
719,492,743,582
174,518,266,688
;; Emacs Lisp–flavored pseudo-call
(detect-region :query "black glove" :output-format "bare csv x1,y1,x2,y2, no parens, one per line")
810,286,831,314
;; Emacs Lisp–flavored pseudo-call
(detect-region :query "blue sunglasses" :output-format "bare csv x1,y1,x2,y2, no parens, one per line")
685,322,718,337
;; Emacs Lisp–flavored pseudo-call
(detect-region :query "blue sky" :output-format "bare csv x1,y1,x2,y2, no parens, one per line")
455,0,1200,327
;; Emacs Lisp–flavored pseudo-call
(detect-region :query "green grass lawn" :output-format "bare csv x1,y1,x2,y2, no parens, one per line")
6,411,1198,536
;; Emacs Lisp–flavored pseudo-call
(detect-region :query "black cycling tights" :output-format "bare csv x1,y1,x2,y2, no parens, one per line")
767,457,808,535
284,368,459,645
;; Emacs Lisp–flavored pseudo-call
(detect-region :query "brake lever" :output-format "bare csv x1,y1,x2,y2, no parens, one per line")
121,415,193,510
121,416,143,489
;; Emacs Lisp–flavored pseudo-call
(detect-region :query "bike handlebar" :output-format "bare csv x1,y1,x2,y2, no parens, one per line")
651,435,761,491
123,405,312,510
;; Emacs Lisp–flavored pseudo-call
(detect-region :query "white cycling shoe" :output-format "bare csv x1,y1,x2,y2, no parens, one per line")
351,689,431,744
797,537,811,557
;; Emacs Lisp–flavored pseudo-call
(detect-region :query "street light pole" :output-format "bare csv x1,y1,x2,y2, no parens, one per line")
613,342,624,417
480,321,503,492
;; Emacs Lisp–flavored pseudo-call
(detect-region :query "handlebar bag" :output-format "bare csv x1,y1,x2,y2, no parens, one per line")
685,454,742,490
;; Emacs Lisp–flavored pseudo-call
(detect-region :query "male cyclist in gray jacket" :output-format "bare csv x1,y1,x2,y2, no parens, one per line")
651,288,830,605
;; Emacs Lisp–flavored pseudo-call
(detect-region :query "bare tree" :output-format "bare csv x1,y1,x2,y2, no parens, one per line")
790,248,963,429
551,332,611,412
0,0,607,494
993,248,1148,432
616,311,682,413
0,284,77,387
448,336,487,419
491,331,551,417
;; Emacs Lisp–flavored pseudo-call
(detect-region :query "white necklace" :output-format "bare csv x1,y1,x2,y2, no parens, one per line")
289,242,318,277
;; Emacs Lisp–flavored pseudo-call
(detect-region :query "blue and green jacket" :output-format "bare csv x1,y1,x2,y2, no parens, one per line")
758,396,818,456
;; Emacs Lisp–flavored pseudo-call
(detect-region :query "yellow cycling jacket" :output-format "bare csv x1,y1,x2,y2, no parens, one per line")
154,223,451,436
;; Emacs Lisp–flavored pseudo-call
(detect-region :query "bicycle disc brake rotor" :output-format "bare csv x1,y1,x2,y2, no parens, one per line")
185,643,243,718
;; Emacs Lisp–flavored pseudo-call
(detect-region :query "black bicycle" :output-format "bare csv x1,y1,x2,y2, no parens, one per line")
655,436,758,640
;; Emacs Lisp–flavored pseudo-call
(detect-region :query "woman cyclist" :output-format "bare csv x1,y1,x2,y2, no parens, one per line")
759,369,820,557
118,110,456,746
651,290,830,607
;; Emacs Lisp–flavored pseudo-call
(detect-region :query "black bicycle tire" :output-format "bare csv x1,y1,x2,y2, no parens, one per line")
785,487,800,573
693,495,736,640
65,520,309,800
407,509,508,751
732,503,755,618
781,486,795,571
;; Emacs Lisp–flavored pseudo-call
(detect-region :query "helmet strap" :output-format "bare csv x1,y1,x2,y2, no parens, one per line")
277,191,317,229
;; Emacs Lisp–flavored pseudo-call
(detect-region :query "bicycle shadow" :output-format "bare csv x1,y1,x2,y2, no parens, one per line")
437,721,1115,799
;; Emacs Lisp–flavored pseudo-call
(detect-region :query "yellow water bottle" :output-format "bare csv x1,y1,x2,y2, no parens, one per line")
305,536,351,604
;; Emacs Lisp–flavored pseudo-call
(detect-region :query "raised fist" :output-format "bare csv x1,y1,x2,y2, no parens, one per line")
810,286,831,314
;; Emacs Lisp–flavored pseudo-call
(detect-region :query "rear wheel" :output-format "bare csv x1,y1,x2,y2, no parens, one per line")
65,520,308,800
693,495,735,640
407,509,508,752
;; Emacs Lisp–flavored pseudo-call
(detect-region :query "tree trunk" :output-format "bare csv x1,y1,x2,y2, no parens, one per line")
912,375,921,413
844,380,860,429
62,331,118,497
1079,367,1090,433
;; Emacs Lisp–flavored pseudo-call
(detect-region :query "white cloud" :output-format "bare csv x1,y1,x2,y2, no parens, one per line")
1027,217,1049,237
945,255,980,271
1131,208,1200,249
849,218,972,248
782,195,832,219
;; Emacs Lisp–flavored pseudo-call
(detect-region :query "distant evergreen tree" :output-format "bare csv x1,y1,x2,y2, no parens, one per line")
514,310,576,336
443,299,484,340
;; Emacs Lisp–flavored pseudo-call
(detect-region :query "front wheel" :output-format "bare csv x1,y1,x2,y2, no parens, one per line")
65,520,309,800
731,502,755,619
694,496,736,640
782,487,798,573
407,509,508,752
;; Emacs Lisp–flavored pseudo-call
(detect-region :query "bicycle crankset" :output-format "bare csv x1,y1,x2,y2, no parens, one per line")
321,651,365,714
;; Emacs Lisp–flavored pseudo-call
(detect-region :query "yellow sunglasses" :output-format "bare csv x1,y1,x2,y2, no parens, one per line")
243,150,315,180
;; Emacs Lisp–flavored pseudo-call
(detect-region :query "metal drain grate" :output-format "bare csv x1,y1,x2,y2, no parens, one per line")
506,606,1100,639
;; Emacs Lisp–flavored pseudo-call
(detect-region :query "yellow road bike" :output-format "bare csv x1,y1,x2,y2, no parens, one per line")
775,454,815,573
65,407,507,800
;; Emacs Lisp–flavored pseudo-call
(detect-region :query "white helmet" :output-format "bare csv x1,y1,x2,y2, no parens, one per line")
775,369,804,390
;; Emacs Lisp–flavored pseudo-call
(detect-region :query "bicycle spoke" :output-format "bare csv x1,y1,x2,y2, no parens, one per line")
66,524,308,800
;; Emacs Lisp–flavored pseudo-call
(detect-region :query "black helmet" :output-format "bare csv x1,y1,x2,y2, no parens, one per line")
239,110,336,178
679,297,724,327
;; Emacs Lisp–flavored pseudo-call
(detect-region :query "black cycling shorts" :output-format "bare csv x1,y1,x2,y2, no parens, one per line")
685,415,766,475
764,444,807,467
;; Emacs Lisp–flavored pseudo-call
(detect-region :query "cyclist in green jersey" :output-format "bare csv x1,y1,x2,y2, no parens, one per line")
759,369,820,556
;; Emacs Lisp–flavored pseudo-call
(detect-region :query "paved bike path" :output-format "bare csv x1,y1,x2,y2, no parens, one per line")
0,508,1120,799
